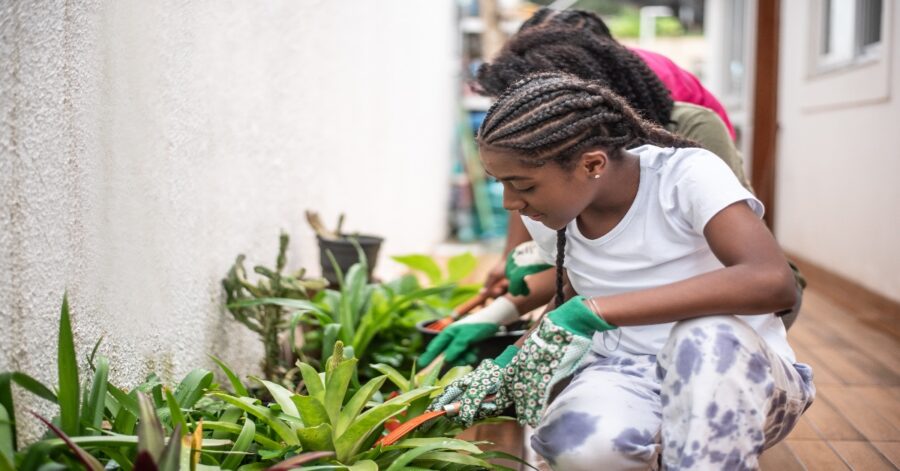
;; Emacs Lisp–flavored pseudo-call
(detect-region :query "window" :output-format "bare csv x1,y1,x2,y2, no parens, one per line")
815,0,883,72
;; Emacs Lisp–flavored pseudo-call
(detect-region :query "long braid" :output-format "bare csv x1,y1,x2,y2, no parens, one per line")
476,26,673,127
555,228,567,307
478,73,695,170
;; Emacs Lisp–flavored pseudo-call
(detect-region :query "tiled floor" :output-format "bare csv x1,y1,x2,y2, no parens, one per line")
452,251,900,469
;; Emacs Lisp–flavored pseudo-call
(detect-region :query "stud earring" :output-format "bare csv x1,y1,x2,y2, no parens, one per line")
593,174,600,179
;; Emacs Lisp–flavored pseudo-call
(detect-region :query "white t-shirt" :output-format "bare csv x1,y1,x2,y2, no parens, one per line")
522,145,795,362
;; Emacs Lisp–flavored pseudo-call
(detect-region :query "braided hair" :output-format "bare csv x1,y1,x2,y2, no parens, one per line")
476,25,673,127
478,72,696,304
518,8,613,38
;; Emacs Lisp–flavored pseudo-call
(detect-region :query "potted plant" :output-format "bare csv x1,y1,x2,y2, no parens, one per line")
306,210,384,286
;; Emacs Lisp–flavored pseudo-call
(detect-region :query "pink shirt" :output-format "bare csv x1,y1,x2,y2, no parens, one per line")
631,48,736,141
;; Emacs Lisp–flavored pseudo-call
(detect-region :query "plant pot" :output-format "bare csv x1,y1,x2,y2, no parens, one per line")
416,319,528,364
317,234,383,286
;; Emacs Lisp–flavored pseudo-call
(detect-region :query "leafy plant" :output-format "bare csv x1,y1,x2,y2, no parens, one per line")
230,251,480,380
223,232,327,381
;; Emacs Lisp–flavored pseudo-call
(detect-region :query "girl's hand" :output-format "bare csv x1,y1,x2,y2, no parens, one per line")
417,298,520,367
427,346,519,427
504,296,616,426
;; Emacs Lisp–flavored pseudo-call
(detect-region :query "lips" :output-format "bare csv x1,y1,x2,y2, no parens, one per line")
522,212,544,221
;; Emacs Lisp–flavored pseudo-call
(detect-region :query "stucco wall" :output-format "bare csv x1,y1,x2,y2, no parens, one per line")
776,1,900,302
0,0,456,442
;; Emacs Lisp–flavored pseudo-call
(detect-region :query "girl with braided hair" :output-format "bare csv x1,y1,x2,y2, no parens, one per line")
419,15,804,368
429,73,814,470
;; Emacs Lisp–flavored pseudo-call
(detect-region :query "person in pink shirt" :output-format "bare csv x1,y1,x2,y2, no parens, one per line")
631,48,736,140
512,8,736,140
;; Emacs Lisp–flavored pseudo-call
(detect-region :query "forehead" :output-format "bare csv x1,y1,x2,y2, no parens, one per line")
479,146,541,179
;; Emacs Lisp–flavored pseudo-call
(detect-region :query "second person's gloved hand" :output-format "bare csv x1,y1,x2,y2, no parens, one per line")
417,297,521,367
504,296,616,426
506,241,554,296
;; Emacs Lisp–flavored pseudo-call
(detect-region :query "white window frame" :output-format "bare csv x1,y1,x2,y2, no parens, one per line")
801,0,891,111
812,0,884,75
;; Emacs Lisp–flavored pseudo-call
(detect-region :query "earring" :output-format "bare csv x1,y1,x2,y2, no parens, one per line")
593,174,600,179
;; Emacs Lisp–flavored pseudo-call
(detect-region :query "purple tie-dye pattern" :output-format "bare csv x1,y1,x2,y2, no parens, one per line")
529,316,815,470
531,411,598,463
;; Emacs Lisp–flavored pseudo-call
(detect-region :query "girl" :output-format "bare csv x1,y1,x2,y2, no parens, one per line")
429,73,814,470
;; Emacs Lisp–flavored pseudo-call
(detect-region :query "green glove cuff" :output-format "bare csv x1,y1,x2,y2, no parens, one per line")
493,345,519,368
547,296,616,338
506,246,553,297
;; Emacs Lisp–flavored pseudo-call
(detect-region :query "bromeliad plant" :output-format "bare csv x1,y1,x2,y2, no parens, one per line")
4,295,518,470
223,232,327,381
230,250,481,381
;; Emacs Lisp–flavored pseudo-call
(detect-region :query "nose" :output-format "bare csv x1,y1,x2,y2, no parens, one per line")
502,186,526,211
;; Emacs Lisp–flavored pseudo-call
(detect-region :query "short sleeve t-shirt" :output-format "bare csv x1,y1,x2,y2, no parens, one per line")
521,145,794,362
631,48,737,141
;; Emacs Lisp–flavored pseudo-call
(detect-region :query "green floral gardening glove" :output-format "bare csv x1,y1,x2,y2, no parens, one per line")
505,296,616,426
506,241,554,296
417,297,520,367
427,345,519,427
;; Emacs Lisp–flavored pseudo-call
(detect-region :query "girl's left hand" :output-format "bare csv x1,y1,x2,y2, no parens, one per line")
504,296,616,426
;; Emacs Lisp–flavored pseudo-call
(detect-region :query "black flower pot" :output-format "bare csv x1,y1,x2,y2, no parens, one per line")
317,234,383,287
416,319,528,365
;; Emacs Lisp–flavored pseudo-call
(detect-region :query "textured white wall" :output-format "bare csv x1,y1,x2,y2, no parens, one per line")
0,0,456,441
776,2,900,302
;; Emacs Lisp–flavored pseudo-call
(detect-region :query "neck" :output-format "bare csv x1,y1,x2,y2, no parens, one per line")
577,151,641,237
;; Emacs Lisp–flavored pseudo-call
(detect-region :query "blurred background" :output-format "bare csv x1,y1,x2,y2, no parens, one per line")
1,0,898,459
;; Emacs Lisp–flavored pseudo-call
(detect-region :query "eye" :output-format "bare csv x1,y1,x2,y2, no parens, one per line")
513,185,535,193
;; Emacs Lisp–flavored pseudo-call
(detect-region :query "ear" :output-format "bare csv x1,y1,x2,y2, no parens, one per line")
580,150,608,177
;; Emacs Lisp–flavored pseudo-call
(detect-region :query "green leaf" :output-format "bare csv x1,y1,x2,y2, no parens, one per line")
336,375,386,437
209,355,250,397
174,369,213,409
0,405,13,466
266,451,336,471
80,356,108,435
253,378,299,419
31,411,104,471
291,395,329,427
324,358,357,427
220,418,255,469
383,441,457,471
212,406,243,440
392,437,481,454
446,253,477,283
298,362,325,403
370,364,409,392
296,422,334,451
57,293,80,435
30,434,232,450
392,255,442,285
9,372,57,403
416,451,490,468
107,384,140,418
158,423,183,471
333,403,405,462
164,387,188,435
212,393,299,446
348,460,378,471
137,392,165,461
322,324,343,363
202,421,281,449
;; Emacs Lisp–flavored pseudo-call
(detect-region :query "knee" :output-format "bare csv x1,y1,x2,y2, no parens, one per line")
531,411,658,471
658,316,761,388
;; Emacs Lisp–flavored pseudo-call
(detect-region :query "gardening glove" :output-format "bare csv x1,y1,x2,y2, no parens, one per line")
417,297,520,367
427,345,519,428
506,241,553,296
504,296,616,426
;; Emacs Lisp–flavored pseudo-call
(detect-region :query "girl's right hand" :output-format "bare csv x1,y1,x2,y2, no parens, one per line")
417,297,521,367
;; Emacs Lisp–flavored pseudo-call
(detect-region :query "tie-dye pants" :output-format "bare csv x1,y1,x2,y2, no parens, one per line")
530,315,815,470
